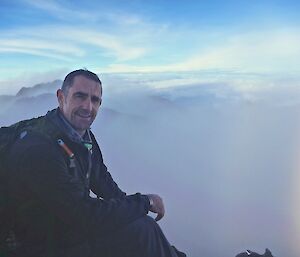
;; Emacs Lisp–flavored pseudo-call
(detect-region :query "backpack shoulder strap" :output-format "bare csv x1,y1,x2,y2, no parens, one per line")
15,115,62,143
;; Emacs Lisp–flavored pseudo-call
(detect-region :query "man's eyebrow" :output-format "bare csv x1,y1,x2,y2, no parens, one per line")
74,91,88,96
74,91,101,100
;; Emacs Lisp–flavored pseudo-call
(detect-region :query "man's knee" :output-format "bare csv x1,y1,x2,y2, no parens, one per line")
135,215,158,230
122,215,159,242
93,216,179,257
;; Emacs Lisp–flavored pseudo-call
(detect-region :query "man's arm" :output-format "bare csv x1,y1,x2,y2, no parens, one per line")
89,137,126,199
9,133,150,237
89,132,165,221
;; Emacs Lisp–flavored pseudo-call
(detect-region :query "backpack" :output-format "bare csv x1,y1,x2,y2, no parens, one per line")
0,126,17,255
0,115,54,254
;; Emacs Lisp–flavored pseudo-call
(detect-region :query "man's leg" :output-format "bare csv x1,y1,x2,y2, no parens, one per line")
172,246,187,257
91,215,186,257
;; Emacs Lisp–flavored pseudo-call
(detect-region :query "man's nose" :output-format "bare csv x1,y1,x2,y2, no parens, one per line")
82,98,93,111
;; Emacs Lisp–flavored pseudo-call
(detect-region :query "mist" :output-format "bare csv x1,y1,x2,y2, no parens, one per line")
1,72,300,257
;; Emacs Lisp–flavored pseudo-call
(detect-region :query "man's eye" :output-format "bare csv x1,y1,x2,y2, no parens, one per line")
92,97,101,104
75,93,85,99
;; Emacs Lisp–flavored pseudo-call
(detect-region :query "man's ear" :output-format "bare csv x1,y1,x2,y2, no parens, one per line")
57,89,65,108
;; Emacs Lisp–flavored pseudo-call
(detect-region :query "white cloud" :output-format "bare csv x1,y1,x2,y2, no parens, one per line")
3,1,300,78
1,25,149,62
0,38,84,59
96,28,300,74
172,29,300,73
0,68,67,95
16,0,167,62
22,0,150,29
23,0,61,12
103,12,143,26
0,47,74,61
56,29,148,61
23,0,98,21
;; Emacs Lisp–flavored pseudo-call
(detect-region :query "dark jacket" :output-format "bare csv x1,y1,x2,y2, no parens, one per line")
7,109,150,257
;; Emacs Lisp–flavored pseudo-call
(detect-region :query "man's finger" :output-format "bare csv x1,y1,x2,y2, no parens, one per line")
155,211,165,221
155,213,163,221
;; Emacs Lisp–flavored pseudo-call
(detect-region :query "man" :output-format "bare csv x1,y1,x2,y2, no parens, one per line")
6,69,186,257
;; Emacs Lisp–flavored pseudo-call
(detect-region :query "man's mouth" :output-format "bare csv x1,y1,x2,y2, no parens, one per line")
77,115,91,118
76,112,92,118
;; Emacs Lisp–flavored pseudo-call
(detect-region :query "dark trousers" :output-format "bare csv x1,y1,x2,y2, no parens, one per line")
91,216,186,257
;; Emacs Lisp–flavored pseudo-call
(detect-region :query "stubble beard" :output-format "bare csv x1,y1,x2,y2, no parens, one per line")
71,110,96,133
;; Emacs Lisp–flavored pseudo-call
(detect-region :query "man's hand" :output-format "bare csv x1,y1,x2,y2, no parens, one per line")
146,194,165,221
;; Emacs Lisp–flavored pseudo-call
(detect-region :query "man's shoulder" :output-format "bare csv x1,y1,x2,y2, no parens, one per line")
10,128,58,157
8,111,62,156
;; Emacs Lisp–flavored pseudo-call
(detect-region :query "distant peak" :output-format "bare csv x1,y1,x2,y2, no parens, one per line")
16,79,62,98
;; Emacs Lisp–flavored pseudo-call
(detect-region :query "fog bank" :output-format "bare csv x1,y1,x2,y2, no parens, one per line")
1,72,300,257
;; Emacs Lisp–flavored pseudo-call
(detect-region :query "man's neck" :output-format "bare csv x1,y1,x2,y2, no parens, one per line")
77,130,86,137
57,109,87,140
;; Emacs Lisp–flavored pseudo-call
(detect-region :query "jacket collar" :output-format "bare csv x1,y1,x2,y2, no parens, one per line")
46,108,92,146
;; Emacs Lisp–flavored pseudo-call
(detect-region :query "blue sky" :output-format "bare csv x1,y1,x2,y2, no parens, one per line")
1,0,300,93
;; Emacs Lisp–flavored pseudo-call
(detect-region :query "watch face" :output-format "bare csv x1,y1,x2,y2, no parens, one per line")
149,198,154,207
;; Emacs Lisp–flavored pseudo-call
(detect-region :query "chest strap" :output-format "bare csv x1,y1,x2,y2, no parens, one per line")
57,139,76,168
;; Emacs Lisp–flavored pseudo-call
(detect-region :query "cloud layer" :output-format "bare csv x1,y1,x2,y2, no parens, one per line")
1,74,300,256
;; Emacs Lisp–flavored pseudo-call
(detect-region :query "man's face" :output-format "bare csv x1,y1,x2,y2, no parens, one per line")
57,75,102,135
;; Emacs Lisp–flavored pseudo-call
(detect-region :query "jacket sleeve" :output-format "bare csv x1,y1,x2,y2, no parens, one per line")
90,141,126,199
10,135,150,237
90,161,127,199
90,132,126,200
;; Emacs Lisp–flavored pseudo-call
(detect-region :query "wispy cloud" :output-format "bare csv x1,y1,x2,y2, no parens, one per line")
3,25,300,76
57,29,148,61
0,38,84,61
175,29,300,73
23,0,63,13
0,47,74,61
16,0,166,61
2,0,300,84
22,0,150,28
0,68,67,95
22,0,98,21
1,25,149,62
98,28,300,74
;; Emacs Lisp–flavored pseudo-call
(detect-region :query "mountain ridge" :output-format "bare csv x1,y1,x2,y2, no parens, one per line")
16,79,62,98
